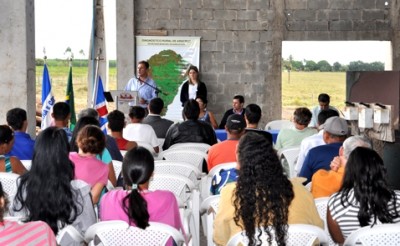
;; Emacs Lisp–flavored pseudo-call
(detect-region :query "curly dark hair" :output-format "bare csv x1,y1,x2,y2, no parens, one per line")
77,125,105,154
234,132,294,246
340,147,399,226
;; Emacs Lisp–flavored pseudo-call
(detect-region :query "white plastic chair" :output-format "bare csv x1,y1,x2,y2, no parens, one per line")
168,142,211,153
314,197,337,246
200,195,220,246
265,120,294,130
150,173,200,246
154,160,202,187
158,149,208,172
136,141,157,156
0,172,19,197
344,224,400,246
278,147,300,178
85,221,185,246
57,225,85,245
120,150,127,157
20,160,32,170
111,160,123,179
227,224,329,246
201,162,237,200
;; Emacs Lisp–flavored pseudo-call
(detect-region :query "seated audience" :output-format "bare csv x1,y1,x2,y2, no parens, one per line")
218,95,245,129
6,108,35,160
0,181,57,245
78,108,123,161
327,147,400,244
123,106,159,153
207,114,245,171
11,127,96,240
196,96,218,129
142,98,174,138
100,147,183,245
69,125,109,204
243,103,273,144
309,93,338,128
299,116,348,184
0,125,26,175
295,109,339,175
51,102,72,140
311,135,371,198
213,132,323,246
107,110,137,151
163,99,217,150
275,107,317,150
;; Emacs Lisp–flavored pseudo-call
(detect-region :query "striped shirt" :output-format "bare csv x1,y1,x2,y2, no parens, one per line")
328,189,400,238
0,220,57,246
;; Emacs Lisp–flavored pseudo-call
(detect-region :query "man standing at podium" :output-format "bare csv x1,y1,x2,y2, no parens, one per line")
124,60,158,110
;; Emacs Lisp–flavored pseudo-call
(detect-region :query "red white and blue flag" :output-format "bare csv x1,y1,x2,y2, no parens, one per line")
94,76,108,132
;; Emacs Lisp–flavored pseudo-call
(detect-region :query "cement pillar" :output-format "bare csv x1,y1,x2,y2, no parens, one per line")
0,0,36,137
390,0,400,70
88,0,107,106
116,0,135,89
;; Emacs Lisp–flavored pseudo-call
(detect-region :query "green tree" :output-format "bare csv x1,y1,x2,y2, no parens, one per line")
317,60,332,72
291,60,304,71
332,62,342,72
304,60,318,71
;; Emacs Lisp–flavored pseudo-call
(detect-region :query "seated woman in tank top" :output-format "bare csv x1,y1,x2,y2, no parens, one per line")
0,125,26,175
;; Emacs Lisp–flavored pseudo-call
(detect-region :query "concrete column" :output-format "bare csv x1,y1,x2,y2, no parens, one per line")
116,0,135,89
390,0,400,70
0,0,36,136
88,0,107,106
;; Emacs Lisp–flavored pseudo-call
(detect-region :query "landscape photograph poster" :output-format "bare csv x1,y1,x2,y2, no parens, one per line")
136,36,201,119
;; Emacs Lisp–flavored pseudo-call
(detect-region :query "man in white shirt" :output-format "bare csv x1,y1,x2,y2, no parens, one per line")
124,60,158,109
309,93,339,127
123,106,160,153
295,109,339,175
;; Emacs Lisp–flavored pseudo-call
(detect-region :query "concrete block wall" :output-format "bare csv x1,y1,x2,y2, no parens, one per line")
133,0,282,125
122,0,400,126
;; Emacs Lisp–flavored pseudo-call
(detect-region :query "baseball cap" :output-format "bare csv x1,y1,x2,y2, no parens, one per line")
321,116,348,136
226,114,246,131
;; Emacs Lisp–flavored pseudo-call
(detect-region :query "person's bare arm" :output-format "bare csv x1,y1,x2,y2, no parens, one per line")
91,183,105,204
125,141,137,151
209,111,218,129
153,146,159,153
330,156,341,172
327,207,345,244
108,162,117,187
11,157,27,175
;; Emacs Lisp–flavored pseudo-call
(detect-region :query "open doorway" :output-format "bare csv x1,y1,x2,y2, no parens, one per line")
281,41,392,120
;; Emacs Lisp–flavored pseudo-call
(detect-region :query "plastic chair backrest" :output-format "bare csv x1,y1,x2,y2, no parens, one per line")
168,142,211,153
149,173,195,206
0,172,19,197
279,147,300,178
136,141,157,155
158,149,207,171
111,160,123,179
57,225,85,245
344,224,400,246
227,224,329,246
155,160,202,185
265,120,294,130
200,195,221,246
88,221,185,246
20,160,32,170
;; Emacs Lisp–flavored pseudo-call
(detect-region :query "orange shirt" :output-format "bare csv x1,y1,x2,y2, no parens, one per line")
311,166,345,198
207,139,238,171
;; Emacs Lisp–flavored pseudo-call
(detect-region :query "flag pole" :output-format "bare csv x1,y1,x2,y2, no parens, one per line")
92,48,103,108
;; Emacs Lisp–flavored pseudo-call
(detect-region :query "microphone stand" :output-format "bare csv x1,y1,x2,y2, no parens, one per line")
136,76,168,96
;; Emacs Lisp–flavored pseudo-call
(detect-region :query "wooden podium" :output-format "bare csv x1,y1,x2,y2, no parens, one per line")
107,90,138,115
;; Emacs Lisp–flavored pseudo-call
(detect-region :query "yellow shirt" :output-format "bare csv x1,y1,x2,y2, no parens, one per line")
311,166,345,198
213,179,324,246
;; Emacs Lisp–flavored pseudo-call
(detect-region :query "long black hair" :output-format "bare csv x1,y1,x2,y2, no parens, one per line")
122,147,154,229
0,181,9,222
234,132,294,246
340,147,399,226
14,127,80,234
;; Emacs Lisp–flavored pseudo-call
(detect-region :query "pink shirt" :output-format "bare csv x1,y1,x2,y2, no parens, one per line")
100,189,183,230
69,152,109,187
0,220,57,246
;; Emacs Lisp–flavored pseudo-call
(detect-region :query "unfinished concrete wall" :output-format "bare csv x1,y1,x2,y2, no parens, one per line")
0,0,36,136
121,0,398,126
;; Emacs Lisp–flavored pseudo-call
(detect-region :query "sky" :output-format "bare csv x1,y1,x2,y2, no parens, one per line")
35,1,391,67
35,0,116,60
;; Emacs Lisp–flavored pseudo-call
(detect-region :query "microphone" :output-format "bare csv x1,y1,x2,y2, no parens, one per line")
136,76,168,96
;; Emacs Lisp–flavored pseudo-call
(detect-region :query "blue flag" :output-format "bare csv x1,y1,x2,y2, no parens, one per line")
41,64,55,129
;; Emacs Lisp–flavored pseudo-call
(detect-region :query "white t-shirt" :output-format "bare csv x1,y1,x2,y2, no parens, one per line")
123,123,159,147
188,83,198,100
